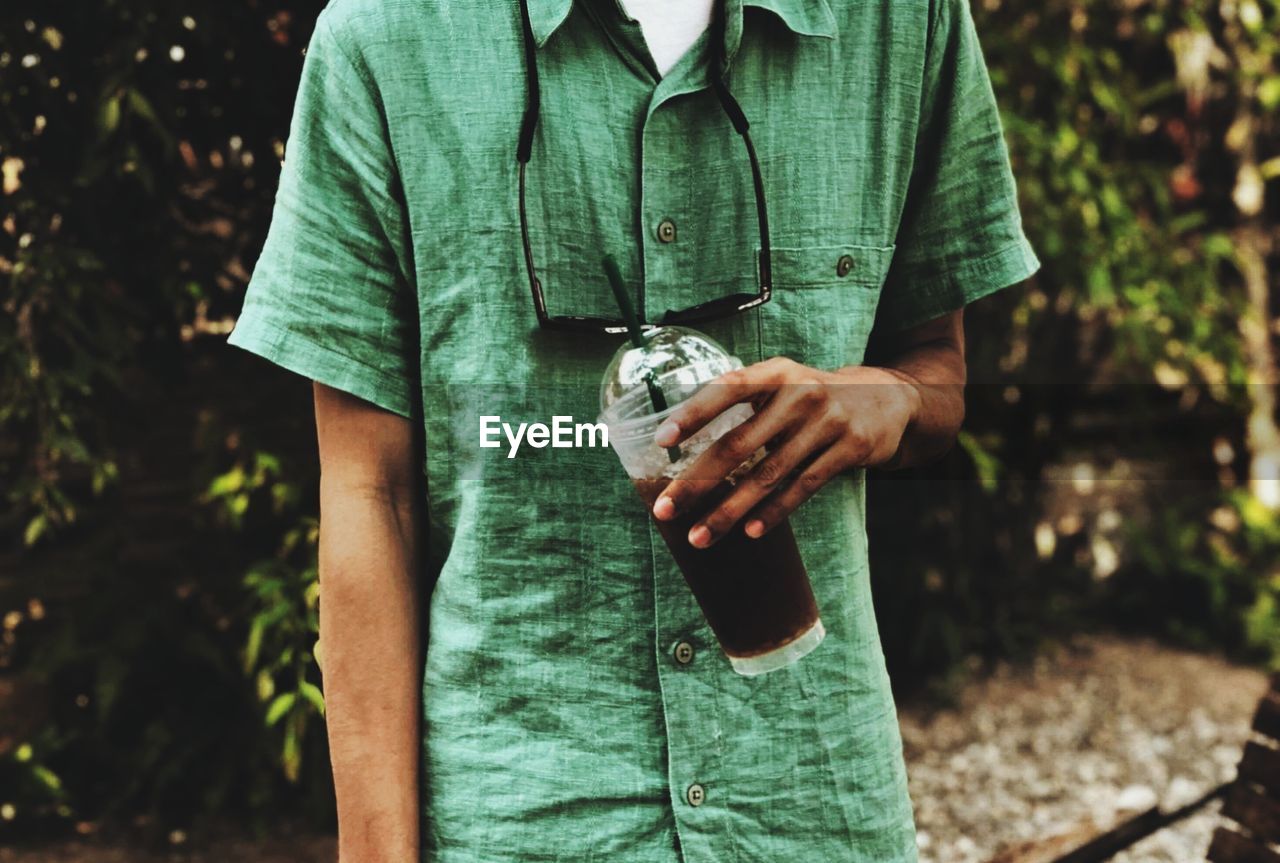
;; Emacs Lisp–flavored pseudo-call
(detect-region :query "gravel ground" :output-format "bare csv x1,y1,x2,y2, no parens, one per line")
901,634,1267,863
0,634,1265,863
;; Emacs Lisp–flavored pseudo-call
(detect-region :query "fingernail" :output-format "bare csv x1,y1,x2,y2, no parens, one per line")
688,525,711,548
653,496,675,520
745,520,765,539
654,420,680,447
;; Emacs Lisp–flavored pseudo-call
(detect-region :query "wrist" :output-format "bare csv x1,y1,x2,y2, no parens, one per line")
338,828,417,863
835,365,921,469
836,364,922,430
892,369,925,432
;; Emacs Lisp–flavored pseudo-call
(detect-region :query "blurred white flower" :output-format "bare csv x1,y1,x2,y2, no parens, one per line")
2,157,23,195
1092,535,1120,580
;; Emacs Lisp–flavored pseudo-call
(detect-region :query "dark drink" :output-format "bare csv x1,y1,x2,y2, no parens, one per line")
635,478,821,664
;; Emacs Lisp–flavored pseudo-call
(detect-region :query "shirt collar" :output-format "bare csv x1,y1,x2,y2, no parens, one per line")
527,0,837,48
528,0,576,47
746,0,837,40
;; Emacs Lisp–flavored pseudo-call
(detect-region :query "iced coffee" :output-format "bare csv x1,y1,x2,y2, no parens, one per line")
600,328,824,675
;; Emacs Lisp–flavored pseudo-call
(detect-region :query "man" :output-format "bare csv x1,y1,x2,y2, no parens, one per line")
228,0,1038,860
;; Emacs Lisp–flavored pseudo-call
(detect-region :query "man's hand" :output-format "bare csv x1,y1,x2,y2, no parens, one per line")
651,310,966,548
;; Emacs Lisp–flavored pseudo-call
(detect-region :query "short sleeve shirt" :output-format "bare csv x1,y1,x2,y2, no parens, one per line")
228,1,1039,861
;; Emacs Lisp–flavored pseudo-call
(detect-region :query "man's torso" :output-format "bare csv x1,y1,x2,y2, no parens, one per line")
314,1,927,859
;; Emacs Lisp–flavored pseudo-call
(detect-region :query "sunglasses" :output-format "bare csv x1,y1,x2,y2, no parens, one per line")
515,0,773,334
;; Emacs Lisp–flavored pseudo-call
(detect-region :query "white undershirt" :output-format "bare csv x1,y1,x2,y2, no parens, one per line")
619,0,715,78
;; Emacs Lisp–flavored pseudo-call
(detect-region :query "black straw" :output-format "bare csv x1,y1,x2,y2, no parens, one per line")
602,256,681,462
603,256,647,349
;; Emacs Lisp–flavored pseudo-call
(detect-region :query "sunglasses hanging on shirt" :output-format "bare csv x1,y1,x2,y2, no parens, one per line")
515,0,773,334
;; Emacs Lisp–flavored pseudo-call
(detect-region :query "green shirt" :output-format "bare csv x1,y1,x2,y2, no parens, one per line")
229,0,1038,860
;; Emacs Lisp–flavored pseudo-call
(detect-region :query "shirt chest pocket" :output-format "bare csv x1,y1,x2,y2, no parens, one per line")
758,243,896,369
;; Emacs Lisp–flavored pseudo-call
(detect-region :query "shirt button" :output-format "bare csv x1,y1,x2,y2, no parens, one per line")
673,641,695,665
657,218,677,243
836,254,855,277
686,783,706,807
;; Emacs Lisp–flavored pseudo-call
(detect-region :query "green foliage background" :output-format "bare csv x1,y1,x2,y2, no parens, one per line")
1,0,1278,837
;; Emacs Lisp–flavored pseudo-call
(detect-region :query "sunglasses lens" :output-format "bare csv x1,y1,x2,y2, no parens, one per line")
663,293,762,326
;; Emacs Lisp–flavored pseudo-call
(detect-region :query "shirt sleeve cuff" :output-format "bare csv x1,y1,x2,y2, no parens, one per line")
877,235,1041,332
227,313,414,420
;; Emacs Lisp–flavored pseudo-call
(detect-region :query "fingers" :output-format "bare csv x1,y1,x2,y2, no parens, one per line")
686,418,843,548
654,357,795,448
742,446,847,540
653,381,813,524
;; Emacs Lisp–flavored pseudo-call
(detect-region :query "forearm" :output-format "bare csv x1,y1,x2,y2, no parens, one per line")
650,311,970,539
855,336,967,470
319,481,421,863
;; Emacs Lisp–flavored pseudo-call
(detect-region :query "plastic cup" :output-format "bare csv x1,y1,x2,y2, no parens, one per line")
600,336,824,676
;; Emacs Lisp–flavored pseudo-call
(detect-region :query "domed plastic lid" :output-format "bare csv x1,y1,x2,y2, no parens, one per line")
599,326,738,417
